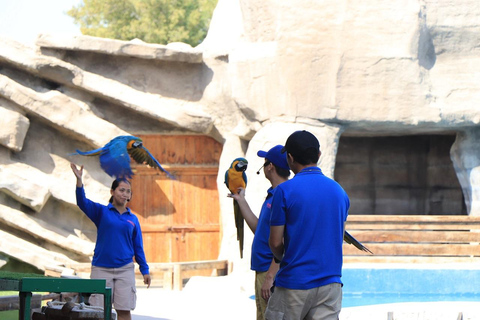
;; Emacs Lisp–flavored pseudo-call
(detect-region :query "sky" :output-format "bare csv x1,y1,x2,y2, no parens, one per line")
0,0,82,46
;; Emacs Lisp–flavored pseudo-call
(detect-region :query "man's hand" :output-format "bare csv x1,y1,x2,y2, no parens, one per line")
261,274,274,301
143,274,151,288
227,187,246,201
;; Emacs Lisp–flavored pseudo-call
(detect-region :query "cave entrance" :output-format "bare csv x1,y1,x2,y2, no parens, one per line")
334,134,466,215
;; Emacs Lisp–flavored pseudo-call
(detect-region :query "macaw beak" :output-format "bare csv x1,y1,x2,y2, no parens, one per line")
235,161,248,171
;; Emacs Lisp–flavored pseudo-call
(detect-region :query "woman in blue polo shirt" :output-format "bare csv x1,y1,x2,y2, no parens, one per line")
71,163,150,320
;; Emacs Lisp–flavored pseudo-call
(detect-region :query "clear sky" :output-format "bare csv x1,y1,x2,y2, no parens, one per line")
0,0,82,46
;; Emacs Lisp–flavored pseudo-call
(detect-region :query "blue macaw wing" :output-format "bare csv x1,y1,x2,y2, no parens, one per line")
99,138,133,179
242,171,247,187
128,145,175,179
224,169,229,190
224,159,236,190
99,151,133,179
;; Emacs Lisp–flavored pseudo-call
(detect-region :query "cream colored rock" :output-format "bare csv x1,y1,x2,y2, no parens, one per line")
37,34,203,64
0,204,94,257
0,106,29,152
0,37,214,134
0,229,77,271
0,164,51,212
204,0,480,129
0,74,127,147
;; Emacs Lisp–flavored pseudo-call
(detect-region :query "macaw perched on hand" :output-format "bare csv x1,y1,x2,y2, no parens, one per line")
344,231,373,254
224,157,248,258
71,135,175,180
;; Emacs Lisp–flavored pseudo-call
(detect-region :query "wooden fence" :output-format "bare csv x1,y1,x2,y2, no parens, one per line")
46,259,231,291
343,215,480,263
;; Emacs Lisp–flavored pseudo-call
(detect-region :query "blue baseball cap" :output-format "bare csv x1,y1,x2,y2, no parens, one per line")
257,145,290,170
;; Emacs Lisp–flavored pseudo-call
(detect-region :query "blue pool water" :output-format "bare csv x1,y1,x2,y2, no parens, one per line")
250,267,480,307
341,266,480,307
343,292,480,308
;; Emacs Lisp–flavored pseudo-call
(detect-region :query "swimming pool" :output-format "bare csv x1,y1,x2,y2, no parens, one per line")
341,265,480,307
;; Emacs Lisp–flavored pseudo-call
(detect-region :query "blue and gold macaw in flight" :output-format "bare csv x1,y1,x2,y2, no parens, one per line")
225,157,248,258
72,135,175,180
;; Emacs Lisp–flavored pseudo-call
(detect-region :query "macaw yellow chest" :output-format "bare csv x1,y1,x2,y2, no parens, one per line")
227,168,246,193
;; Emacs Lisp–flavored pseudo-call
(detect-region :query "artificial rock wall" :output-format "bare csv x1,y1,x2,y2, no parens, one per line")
0,0,479,274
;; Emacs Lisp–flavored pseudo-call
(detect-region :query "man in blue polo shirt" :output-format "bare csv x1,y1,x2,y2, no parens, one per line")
266,131,349,320
228,145,290,320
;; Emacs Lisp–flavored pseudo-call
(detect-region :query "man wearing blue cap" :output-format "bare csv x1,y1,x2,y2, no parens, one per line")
228,145,290,320
266,130,349,320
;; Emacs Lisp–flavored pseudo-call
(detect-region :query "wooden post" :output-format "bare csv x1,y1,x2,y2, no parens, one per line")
173,264,182,291
163,268,173,290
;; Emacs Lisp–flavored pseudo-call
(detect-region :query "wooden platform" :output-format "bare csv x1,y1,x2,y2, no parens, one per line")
157,259,231,291
343,215,480,264
47,259,231,291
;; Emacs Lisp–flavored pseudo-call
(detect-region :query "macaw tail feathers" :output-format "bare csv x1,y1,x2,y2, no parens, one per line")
344,231,373,254
233,200,244,259
70,148,104,157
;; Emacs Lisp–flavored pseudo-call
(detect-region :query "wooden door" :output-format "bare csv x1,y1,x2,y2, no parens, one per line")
128,135,222,263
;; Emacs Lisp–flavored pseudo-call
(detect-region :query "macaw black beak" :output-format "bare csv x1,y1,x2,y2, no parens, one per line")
235,161,248,171
132,141,143,148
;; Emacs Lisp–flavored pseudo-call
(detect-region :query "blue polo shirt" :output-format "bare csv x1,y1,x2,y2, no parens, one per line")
270,167,349,290
251,187,275,272
76,186,149,275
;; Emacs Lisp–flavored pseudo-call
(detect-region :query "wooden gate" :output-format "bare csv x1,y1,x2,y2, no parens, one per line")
127,135,222,263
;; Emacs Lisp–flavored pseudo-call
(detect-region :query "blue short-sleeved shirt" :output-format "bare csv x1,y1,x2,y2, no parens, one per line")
251,187,275,272
270,167,349,290
76,186,149,275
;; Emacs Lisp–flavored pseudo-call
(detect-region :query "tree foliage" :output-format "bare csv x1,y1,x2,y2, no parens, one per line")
67,0,218,46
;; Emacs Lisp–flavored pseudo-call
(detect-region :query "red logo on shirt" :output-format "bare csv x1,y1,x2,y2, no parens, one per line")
267,203,272,209
127,220,135,227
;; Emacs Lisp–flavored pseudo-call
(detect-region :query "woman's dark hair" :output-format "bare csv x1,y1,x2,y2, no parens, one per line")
109,179,132,203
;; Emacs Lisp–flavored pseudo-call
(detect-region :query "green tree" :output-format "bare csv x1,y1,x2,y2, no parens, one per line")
67,0,218,46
